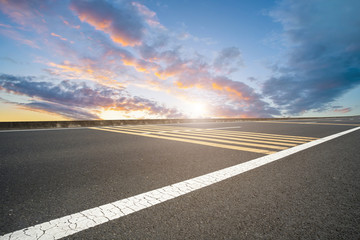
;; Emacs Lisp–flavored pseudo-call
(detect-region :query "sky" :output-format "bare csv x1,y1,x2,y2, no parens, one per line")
0,0,359,121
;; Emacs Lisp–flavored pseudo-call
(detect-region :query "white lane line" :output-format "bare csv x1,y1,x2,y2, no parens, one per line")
0,127,88,133
204,126,242,130
1,126,359,240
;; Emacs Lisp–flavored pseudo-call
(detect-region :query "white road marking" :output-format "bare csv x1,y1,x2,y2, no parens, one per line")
204,126,242,130
1,126,359,240
0,127,87,133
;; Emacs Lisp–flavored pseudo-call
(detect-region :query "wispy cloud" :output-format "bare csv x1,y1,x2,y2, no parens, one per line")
333,107,351,114
0,0,50,31
46,60,124,88
263,0,360,115
0,28,39,48
51,32,71,42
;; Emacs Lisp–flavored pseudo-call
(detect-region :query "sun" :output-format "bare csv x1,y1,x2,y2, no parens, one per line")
100,110,126,120
188,102,208,118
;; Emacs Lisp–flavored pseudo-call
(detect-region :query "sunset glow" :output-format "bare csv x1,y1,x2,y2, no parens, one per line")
100,110,125,120
187,103,208,118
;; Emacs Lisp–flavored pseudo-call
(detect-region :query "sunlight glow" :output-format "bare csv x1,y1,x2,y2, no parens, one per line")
187,102,208,118
100,110,126,120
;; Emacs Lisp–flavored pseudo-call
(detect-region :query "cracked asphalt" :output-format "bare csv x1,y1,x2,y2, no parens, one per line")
1,117,360,239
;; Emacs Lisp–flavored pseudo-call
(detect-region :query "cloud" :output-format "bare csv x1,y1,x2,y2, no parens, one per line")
0,0,52,31
333,107,351,114
147,49,280,117
213,47,243,74
47,60,125,88
0,23,12,28
177,75,280,117
70,0,146,46
0,0,289,119
0,57,19,64
0,74,185,119
51,32,71,42
140,44,280,117
130,38,278,117
132,2,164,29
0,28,39,48
0,0,38,25
23,101,99,120
263,0,360,115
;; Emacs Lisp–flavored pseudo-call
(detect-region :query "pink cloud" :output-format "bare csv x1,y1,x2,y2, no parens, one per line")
0,0,49,32
70,0,146,46
51,32,68,42
132,2,164,29
47,60,124,88
0,28,39,48
333,107,351,113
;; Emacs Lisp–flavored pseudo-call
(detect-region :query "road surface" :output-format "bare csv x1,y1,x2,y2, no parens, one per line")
1,117,360,239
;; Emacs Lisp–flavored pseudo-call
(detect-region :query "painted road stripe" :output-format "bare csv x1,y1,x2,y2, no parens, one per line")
0,127,88,133
104,127,288,150
198,130,313,142
112,126,298,147
119,125,318,140
95,127,276,154
116,125,195,131
190,126,243,130
201,128,317,140
111,124,316,141
184,129,310,144
2,126,359,240
125,125,311,144
200,129,317,141
146,130,298,147
112,125,313,143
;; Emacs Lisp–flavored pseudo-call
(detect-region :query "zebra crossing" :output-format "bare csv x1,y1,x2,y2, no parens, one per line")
91,125,318,155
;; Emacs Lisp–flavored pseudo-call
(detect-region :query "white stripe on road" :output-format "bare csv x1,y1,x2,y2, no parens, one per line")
1,126,359,240
205,126,242,130
0,127,88,133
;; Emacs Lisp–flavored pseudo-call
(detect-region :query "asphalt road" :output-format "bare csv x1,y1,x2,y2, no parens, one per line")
1,117,360,239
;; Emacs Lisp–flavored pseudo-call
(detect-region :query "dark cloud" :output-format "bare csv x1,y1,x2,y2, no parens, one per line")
0,74,184,119
70,0,145,46
263,0,360,115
